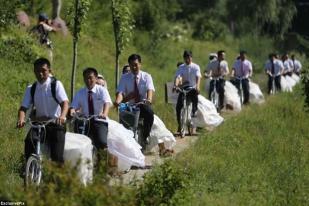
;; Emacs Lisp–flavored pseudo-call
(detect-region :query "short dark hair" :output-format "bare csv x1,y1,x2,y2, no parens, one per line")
183,50,192,57
83,67,98,77
217,50,225,56
34,57,50,69
240,50,246,55
128,54,141,63
122,64,130,74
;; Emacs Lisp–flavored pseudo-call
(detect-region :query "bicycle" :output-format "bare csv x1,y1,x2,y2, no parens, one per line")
176,86,194,138
235,76,245,104
269,74,277,95
118,102,145,148
71,113,106,167
209,77,221,111
24,118,55,187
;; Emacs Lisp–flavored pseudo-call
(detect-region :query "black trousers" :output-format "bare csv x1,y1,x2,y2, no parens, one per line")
176,89,198,126
88,120,108,150
268,75,281,94
209,79,225,109
25,123,66,163
138,104,154,141
234,78,250,104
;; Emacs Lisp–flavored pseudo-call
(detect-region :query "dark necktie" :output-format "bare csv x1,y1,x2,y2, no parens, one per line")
88,90,94,115
217,60,221,75
134,75,140,103
271,60,275,75
241,61,244,76
293,60,296,72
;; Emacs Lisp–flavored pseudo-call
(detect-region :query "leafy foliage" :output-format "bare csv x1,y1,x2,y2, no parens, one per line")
0,0,22,30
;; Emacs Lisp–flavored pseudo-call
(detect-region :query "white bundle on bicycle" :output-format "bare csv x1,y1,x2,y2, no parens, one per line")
285,75,297,88
291,73,300,83
107,119,145,171
280,76,292,92
249,81,265,104
192,95,223,128
148,115,176,151
224,81,241,112
64,132,93,185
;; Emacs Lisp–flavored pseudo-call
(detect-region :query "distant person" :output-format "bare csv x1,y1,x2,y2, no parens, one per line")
265,53,283,94
231,51,252,104
31,13,55,48
173,50,201,132
122,64,131,75
282,53,292,76
291,54,302,76
97,74,107,88
17,58,69,163
114,54,155,151
206,50,229,111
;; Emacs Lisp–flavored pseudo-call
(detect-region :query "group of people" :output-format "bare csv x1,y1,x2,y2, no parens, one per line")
17,54,174,178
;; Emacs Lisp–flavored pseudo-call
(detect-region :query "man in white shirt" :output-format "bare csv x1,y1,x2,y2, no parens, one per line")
70,68,112,150
291,54,302,76
17,58,69,163
265,53,284,94
282,53,293,76
115,54,155,150
231,51,252,104
206,50,229,110
174,50,201,131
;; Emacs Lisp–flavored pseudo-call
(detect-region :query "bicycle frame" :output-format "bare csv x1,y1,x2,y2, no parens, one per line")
235,77,245,104
209,77,220,110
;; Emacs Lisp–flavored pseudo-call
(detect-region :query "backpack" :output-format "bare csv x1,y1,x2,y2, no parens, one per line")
30,77,60,105
31,24,50,45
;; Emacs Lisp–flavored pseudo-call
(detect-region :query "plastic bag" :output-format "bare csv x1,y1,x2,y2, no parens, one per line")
249,81,265,104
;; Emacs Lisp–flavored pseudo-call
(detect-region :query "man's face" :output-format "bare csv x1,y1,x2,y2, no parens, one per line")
34,64,50,83
129,59,141,74
183,55,192,65
84,72,97,89
218,53,225,61
240,53,246,61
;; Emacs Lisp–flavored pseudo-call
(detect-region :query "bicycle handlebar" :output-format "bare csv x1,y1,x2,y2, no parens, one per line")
27,118,56,129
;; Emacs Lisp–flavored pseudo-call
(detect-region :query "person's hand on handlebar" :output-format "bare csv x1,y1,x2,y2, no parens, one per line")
56,116,66,125
16,119,25,128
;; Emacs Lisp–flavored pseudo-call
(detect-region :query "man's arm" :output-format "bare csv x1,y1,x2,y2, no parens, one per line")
114,92,124,107
196,76,201,93
146,89,153,104
58,100,69,125
102,103,110,118
17,106,28,128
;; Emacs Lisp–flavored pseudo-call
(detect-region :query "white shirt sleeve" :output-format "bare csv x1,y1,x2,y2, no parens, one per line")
55,81,69,104
195,65,202,77
117,75,126,94
21,85,32,109
102,87,112,105
42,23,53,32
71,90,81,109
146,74,155,91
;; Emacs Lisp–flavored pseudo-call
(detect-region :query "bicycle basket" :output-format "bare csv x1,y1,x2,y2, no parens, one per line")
119,110,140,129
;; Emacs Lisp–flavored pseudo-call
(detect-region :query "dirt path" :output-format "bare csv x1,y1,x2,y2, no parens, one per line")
109,135,199,185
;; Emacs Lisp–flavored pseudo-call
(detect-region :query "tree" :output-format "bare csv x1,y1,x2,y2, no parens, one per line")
67,0,92,100
111,0,134,90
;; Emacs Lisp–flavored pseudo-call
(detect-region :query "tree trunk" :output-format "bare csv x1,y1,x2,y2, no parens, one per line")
71,39,77,101
52,0,62,19
115,52,120,91
70,0,79,101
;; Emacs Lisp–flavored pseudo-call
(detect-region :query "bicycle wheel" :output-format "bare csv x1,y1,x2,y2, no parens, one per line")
187,103,193,136
25,155,42,187
180,107,187,138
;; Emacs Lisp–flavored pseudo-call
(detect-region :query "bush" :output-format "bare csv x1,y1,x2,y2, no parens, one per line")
137,160,190,206
0,0,21,30
0,32,44,65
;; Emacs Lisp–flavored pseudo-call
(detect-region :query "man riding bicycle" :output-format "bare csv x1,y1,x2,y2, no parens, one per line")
205,50,229,111
174,50,201,133
265,53,284,94
231,51,252,104
70,67,112,151
114,54,155,151
17,58,69,163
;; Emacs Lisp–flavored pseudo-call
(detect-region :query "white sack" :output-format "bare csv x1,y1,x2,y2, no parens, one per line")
224,81,242,112
291,73,300,83
64,132,93,185
249,81,265,104
192,95,224,128
107,119,145,171
148,115,176,151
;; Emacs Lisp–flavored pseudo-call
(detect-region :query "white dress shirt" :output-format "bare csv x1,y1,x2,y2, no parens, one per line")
71,84,112,116
283,60,292,73
265,59,283,76
21,77,68,118
207,60,229,77
175,62,201,87
117,71,155,103
232,59,252,78
291,59,302,73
